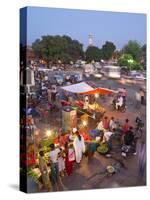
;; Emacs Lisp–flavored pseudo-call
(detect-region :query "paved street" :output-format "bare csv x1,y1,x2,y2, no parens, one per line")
29,76,146,193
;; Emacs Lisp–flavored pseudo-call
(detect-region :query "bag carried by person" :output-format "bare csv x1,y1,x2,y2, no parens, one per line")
68,148,75,162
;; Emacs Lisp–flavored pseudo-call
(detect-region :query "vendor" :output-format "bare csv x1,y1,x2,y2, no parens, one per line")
97,119,104,132
103,128,115,143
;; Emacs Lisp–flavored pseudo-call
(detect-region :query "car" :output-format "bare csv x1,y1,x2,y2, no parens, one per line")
134,74,146,80
94,73,103,79
129,72,146,80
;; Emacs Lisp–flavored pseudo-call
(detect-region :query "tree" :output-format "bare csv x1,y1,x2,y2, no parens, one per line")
112,50,121,61
32,35,84,64
101,41,116,60
85,46,103,62
123,40,142,62
140,44,146,69
118,53,142,71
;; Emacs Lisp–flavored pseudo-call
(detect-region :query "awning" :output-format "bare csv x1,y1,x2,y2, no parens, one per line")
61,82,94,93
80,87,116,95
61,82,116,95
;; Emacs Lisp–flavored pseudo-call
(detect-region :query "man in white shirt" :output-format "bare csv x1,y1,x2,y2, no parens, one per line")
49,147,60,164
103,129,115,142
49,144,60,186
109,117,116,131
97,120,104,131
116,96,123,110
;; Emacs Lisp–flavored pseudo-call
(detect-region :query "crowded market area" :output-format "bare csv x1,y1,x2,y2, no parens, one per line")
20,62,146,192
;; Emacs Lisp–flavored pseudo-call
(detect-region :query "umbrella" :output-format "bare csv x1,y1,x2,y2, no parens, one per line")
79,87,116,95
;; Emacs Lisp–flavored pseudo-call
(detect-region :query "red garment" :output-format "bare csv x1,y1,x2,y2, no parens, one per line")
80,132,90,141
103,119,109,129
59,134,69,147
65,150,73,176
122,123,129,133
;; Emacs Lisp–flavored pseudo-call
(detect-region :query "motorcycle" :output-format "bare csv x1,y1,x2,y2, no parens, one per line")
112,99,126,113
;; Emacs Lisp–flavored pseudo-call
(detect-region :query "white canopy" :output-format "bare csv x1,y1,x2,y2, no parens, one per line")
61,82,94,93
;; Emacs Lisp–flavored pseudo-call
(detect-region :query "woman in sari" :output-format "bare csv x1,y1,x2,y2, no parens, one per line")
64,143,75,176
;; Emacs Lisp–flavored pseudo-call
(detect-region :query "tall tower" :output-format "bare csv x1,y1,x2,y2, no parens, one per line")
88,34,93,46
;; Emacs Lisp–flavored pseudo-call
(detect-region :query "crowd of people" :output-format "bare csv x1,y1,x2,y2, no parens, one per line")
24,65,146,191
37,112,145,191
38,129,86,191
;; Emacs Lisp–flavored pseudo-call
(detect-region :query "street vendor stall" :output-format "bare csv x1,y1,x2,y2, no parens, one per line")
61,82,116,128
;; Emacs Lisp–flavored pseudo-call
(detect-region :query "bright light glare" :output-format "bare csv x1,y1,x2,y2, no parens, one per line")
46,130,52,137
95,93,99,98
83,121,87,126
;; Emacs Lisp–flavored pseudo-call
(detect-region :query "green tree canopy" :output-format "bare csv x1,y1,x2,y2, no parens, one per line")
123,40,142,62
118,53,142,71
85,46,103,62
141,44,146,69
101,41,116,60
32,35,84,64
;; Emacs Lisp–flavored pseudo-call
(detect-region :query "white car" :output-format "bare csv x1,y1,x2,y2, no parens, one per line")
94,73,103,79
130,73,146,80
134,74,146,80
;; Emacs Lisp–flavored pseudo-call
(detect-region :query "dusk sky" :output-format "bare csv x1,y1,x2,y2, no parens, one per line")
26,6,146,50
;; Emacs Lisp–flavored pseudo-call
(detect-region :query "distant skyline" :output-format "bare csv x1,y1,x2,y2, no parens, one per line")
25,6,146,50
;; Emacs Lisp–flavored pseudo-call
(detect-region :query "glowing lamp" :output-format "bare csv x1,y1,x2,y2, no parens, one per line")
46,130,52,137
83,121,87,126
95,93,99,98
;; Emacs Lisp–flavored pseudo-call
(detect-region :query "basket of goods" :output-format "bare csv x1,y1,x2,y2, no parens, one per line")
97,142,109,155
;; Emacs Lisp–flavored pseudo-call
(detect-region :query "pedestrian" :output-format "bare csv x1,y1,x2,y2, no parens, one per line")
137,139,146,180
135,91,141,108
49,144,60,190
119,87,127,104
64,143,75,176
39,151,51,191
103,116,109,129
47,87,52,103
123,126,134,146
109,117,116,131
139,88,144,105
103,128,115,143
57,149,65,177
73,131,85,164
122,119,129,134
115,96,123,110
87,141,97,160
97,119,104,131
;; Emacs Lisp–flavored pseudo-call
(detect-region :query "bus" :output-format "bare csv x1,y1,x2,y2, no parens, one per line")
101,65,121,79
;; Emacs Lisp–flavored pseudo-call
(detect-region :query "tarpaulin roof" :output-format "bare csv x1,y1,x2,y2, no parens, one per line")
80,87,116,95
61,82,94,93
61,82,116,95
